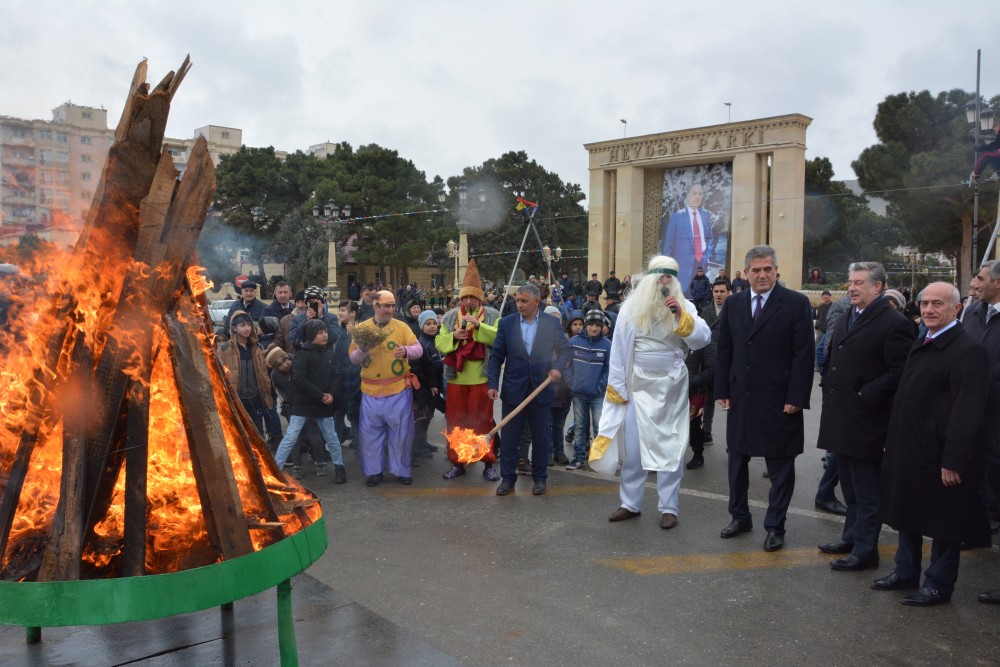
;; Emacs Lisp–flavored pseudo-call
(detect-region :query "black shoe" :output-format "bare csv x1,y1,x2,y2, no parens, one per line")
398,476,412,485
333,465,347,484
871,571,919,591
554,452,569,465
764,531,784,552
901,587,951,607
815,499,848,515
686,455,704,469
978,589,1000,605
703,436,714,446
365,473,383,487
720,520,753,538
818,539,853,554
496,480,515,496
831,555,879,571
532,480,547,496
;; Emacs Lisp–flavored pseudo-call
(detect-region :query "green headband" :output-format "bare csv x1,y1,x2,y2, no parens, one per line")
649,268,678,277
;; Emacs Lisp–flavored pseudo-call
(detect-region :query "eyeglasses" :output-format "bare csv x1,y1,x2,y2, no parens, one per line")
377,302,396,308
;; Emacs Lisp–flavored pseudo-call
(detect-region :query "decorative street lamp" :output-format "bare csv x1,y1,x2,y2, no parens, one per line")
446,239,459,292
313,198,352,302
449,180,487,296
904,252,923,296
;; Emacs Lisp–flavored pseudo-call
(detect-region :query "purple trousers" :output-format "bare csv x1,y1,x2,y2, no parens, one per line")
359,390,414,477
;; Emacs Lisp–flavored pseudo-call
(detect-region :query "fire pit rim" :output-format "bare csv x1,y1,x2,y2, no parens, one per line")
0,517,327,628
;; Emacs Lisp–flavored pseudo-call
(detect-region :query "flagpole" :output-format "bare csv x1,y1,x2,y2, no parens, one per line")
498,206,538,315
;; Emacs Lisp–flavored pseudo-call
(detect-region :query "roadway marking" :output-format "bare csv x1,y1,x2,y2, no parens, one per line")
597,544,937,576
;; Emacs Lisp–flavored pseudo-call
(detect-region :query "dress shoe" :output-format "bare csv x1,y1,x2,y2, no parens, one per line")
720,520,753,538
814,499,848,515
531,480,547,496
495,480,515,496
977,589,1000,605
609,507,641,522
830,555,879,571
871,571,919,591
686,455,704,470
818,539,853,554
901,587,951,607
398,476,412,485
554,452,569,465
763,531,784,552
365,473,383,487
660,513,678,529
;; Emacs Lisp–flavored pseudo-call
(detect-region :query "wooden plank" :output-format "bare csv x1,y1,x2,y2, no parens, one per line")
165,306,253,559
36,325,92,582
122,370,151,577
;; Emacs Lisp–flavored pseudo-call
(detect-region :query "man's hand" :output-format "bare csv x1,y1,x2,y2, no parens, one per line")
321,393,333,405
664,295,679,312
461,315,480,328
431,387,439,396
942,468,962,486
306,309,317,320
783,404,802,414
454,327,469,340
393,346,406,359
548,369,562,382
717,398,730,411
487,389,499,401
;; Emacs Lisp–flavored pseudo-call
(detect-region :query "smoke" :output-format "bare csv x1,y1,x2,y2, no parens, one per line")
455,177,510,234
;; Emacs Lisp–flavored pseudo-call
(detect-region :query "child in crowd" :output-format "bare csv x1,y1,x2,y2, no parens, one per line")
551,310,584,465
217,310,278,449
266,347,330,478
411,310,445,461
272,320,347,484
565,310,611,470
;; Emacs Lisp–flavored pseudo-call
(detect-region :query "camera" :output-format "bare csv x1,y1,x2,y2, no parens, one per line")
307,300,323,314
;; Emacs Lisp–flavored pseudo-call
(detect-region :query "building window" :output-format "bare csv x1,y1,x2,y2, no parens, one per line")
80,136,92,145
221,131,230,139
56,132,68,143
81,172,91,181
81,191,92,200
81,154,92,163
38,130,53,141
82,111,93,120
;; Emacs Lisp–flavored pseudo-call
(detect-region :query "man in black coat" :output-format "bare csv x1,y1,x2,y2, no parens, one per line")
585,273,604,299
873,282,989,606
816,262,914,571
955,262,1000,605
715,245,814,552
699,279,730,445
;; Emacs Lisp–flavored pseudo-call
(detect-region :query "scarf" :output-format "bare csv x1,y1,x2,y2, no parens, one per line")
444,305,487,372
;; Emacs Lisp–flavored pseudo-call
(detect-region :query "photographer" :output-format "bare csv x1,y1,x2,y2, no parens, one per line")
289,286,352,394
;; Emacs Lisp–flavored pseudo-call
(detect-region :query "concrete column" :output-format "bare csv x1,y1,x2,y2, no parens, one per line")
614,165,646,276
770,147,806,290
325,238,340,301
588,169,612,280
730,152,764,270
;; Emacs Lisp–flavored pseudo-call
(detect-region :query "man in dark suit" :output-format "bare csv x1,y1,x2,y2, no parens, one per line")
699,279,730,446
874,282,989,606
816,262,914,571
955,261,1000,604
488,283,570,496
715,245,815,552
662,183,714,297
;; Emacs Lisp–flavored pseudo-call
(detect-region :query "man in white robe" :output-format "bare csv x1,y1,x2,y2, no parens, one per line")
590,255,711,529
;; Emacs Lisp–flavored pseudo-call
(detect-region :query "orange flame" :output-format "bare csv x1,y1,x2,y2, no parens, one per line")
444,427,492,464
186,266,213,297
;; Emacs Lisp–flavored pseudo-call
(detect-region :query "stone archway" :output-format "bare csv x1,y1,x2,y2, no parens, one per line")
583,114,811,289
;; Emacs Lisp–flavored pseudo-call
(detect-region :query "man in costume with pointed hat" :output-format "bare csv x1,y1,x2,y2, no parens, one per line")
436,259,502,480
589,256,711,529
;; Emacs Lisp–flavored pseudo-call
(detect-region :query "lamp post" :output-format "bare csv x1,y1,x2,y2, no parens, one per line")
541,245,563,303
446,239,459,292
313,198,351,302
451,180,486,296
904,252,922,296
966,49,997,268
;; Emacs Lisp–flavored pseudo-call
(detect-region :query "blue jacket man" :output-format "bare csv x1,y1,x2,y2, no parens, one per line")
662,184,714,296
488,284,570,496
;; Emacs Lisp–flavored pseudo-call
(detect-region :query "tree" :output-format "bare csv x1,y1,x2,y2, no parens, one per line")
196,212,242,287
268,210,328,287
852,89,999,289
448,151,587,287
802,157,898,284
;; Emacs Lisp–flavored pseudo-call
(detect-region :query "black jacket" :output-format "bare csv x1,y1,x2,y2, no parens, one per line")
816,297,914,460
960,299,1000,461
290,342,342,418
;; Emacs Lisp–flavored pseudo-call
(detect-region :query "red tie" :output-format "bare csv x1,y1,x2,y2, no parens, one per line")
692,210,703,262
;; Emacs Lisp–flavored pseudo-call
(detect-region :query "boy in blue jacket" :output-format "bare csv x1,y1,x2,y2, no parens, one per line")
565,309,611,470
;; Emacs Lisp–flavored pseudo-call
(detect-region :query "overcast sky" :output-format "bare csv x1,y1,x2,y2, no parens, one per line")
4,1,998,204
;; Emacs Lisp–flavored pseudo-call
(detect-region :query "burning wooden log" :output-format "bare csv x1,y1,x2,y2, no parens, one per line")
0,57,322,586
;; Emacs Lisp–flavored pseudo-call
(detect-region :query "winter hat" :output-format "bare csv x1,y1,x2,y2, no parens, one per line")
883,289,905,310
265,347,289,370
544,305,561,318
585,309,607,327
418,310,438,329
303,319,327,343
459,259,485,301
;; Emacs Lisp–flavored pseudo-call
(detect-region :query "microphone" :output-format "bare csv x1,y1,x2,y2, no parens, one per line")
661,285,678,314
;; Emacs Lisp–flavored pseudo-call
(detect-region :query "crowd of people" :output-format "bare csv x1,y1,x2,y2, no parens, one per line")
214,246,1000,608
